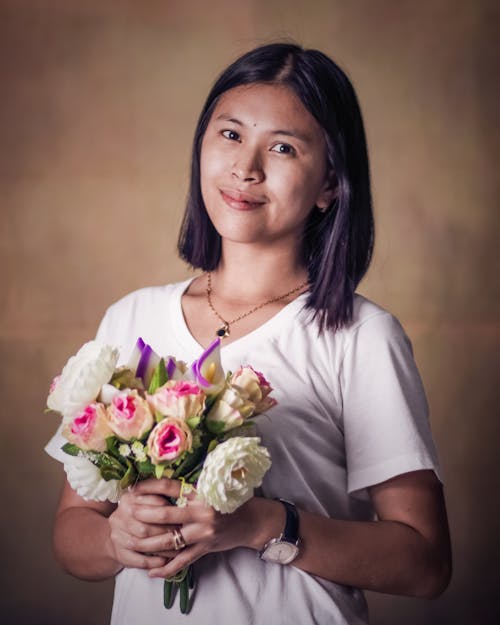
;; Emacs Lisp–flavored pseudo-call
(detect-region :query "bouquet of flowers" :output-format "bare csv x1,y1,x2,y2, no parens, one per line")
46,336,275,613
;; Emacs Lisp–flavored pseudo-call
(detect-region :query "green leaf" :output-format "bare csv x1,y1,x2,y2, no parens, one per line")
105,436,122,456
136,458,155,477
109,367,144,391
207,438,220,453
119,461,137,489
154,464,165,479
96,453,127,481
101,465,125,481
205,420,227,435
172,445,205,480
186,415,201,429
61,443,82,457
148,358,168,394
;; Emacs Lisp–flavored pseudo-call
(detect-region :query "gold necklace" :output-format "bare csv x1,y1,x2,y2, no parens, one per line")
206,272,309,338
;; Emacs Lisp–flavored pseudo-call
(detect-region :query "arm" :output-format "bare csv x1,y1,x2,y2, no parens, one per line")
137,469,451,599
287,469,451,598
53,479,170,580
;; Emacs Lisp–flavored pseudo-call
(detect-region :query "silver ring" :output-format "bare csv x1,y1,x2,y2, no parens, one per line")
172,528,187,551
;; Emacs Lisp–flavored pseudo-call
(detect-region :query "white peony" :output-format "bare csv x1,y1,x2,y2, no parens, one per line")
196,437,271,514
47,341,119,423
64,455,122,503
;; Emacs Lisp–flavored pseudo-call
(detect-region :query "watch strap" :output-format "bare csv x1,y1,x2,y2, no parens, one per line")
277,499,299,543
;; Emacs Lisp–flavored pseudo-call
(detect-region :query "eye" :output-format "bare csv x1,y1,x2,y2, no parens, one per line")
221,129,240,142
270,143,296,156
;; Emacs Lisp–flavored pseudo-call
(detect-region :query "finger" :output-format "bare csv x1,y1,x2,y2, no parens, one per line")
152,550,177,559
148,542,206,579
133,504,193,526
118,549,167,570
131,528,181,554
134,515,212,555
131,478,182,499
112,512,171,539
134,494,172,507
110,529,168,569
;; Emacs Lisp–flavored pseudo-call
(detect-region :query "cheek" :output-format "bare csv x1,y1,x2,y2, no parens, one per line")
274,168,323,214
200,146,224,197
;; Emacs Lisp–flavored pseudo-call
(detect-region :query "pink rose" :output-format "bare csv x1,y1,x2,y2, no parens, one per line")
230,366,277,413
107,390,154,441
62,402,113,452
147,417,193,465
148,380,205,420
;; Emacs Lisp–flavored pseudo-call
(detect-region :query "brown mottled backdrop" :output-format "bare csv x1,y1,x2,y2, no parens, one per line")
1,1,498,624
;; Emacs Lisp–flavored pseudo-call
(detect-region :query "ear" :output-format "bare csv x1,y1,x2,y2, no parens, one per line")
315,170,339,211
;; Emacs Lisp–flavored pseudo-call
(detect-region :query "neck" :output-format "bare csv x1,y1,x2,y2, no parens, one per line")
211,241,308,302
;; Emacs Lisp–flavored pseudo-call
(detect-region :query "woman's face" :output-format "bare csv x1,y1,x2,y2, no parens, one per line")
200,83,334,252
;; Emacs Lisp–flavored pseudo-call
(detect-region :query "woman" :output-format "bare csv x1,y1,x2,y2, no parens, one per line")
46,43,451,624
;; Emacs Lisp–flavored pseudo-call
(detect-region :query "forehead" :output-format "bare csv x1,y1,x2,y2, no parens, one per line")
211,83,324,140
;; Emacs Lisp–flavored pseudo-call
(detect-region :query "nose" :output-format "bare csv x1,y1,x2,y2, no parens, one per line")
232,146,264,183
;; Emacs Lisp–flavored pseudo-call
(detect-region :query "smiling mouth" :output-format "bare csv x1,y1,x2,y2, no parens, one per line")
219,189,266,211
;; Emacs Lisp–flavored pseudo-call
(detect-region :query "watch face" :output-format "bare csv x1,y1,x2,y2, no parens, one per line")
261,539,299,564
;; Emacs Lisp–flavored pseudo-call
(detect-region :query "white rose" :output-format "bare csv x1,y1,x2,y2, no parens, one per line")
196,437,271,513
47,341,119,423
63,455,122,503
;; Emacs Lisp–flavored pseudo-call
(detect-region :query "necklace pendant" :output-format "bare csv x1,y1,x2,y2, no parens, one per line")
216,324,230,338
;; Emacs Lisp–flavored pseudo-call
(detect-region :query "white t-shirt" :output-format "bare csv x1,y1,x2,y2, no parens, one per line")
45,279,441,625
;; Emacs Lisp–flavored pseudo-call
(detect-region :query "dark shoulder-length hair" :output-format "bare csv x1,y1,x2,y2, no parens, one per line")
178,42,374,332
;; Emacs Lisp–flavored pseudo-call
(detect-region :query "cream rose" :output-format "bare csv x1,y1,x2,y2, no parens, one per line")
62,402,113,452
107,390,154,441
230,366,277,413
148,380,205,421
196,437,271,513
205,387,255,433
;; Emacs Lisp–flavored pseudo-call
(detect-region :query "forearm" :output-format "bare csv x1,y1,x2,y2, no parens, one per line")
245,494,451,598
54,506,122,581
293,512,449,597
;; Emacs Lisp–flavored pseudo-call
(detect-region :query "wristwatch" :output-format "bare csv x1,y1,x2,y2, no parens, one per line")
260,499,300,564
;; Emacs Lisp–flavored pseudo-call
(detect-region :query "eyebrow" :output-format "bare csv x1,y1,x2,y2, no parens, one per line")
214,114,312,144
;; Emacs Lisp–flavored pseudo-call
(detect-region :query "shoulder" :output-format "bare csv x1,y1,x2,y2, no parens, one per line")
297,293,408,352
338,295,419,387
103,280,190,320
109,280,189,310
95,279,192,348
349,294,406,340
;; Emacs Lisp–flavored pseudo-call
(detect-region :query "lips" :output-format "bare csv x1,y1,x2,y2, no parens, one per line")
219,188,266,211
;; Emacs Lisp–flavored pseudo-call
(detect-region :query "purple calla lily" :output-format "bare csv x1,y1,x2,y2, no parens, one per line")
191,338,225,393
166,357,177,380
127,337,146,373
128,337,161,387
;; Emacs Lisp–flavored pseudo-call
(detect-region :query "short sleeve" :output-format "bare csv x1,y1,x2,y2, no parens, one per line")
340,312,441,497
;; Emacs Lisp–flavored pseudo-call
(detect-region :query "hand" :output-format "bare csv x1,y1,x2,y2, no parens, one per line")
107,478,177,571
121,478,260,579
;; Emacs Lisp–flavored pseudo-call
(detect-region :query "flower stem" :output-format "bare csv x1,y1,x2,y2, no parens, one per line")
163,579,175,609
